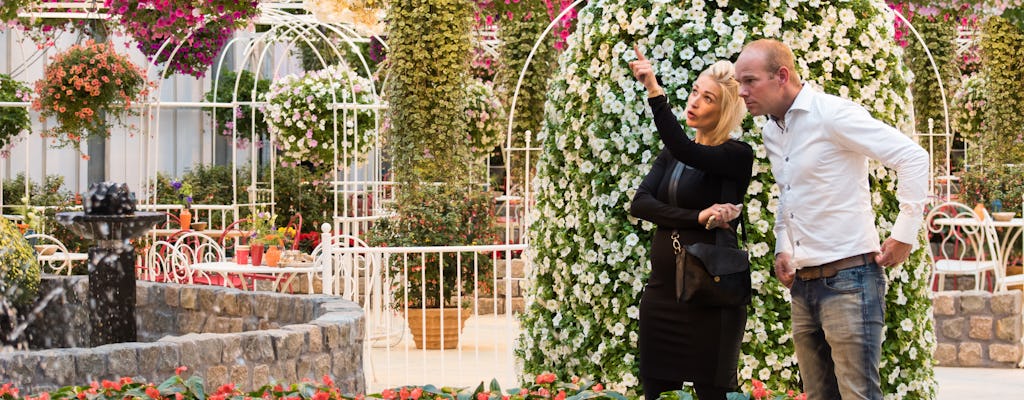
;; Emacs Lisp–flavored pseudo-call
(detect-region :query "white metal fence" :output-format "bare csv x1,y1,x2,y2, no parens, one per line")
317,238,528,390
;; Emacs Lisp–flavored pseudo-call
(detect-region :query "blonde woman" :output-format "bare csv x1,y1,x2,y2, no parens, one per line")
628,47,753,400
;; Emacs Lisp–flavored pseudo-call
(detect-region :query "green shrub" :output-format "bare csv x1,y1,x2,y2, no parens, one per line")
367,185,499,308
0,218,40,307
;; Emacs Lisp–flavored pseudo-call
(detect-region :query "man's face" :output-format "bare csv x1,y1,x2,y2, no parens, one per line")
735,52,779,117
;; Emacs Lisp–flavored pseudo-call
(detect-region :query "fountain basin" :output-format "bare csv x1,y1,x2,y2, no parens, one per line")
0,276,365,395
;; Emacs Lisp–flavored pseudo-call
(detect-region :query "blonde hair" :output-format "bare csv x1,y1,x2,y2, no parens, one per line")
699,60,746,145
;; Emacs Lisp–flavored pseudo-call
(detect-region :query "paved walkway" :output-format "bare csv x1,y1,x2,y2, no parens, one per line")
368,316,1024,398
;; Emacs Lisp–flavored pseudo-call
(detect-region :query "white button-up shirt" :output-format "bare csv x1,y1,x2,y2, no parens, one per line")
763,85,929,269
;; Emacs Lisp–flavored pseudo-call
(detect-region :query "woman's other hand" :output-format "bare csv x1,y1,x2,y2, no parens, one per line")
698,203,742,229
629,44,664,97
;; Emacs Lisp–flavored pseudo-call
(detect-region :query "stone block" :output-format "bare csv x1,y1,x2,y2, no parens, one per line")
958,342,984,366
242,333,275,362
220,292,241,316
136,283,150,307
494,258,527,278
284,324,323,353
253,364,271,387
243,317,260,332
198,288,221,314
164,285,180,307
960,291,989,314
75,349,108,382
270,329,305,359
941,317,965,339
180,287,198,309
989,343,1022,363
179,312,207,334
934,343,958,366
991,291,1022,316
230,365,251,391
968,316,994,340
314,322,344,350
221,335,243,361
996,315,1022,342
206,316,243,333
255,295,279,321
277,299,297,324
271,360,298,384
138,343,180,377
204,365,230,392
38,349,76,384
107,344,140,377
932,293,957,316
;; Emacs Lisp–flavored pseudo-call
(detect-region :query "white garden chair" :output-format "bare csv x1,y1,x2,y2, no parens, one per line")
926,201,1003,291
24,233,87,275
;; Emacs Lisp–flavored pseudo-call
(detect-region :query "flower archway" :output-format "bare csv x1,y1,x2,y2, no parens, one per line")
519,1,935,398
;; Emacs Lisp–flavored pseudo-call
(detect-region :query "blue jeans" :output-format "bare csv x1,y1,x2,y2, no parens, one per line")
790,263,886,400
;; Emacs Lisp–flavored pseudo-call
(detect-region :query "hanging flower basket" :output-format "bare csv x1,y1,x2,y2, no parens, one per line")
31,40,149,150
465,78,505,162
105,0,261,77
263,64,379,170
0,74,32,154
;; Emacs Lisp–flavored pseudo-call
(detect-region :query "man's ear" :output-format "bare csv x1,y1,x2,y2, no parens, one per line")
776,66,791,86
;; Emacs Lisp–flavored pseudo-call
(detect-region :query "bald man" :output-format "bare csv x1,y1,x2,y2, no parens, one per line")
734,39,928,400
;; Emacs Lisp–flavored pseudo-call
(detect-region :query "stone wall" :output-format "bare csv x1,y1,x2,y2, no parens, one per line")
932,290,1023,367
0,276,365,395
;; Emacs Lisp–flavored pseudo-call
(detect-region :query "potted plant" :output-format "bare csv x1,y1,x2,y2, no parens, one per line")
246,210,277,266
0,74,31,154
170,180,193,229
262,64,379,171
367,184,499,349
31,40,149,152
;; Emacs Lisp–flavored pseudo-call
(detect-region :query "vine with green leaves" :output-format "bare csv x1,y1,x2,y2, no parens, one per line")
903,13,959,171
382,0,475,185
203,69,271,142
979,15,1024,167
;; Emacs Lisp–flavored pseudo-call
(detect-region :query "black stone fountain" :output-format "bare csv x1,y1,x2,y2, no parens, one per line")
56,182,164,346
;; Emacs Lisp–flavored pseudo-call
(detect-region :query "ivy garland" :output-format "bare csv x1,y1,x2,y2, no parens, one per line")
519,1,935,399
382,0,475,185
979,15,1024,166
902,12,959,170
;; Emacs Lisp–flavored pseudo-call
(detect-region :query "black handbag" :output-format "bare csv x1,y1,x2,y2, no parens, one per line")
665,160,752,306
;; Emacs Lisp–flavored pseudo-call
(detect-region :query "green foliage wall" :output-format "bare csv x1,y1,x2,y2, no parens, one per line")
904,14,958,165
493,1,559,191
519,1,935,398
979,16,1024,166
382,0,475,185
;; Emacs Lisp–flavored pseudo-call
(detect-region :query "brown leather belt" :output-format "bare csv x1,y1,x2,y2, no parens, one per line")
795,252,878,281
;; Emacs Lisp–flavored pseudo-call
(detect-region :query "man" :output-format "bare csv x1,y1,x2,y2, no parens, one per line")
734,39,929,400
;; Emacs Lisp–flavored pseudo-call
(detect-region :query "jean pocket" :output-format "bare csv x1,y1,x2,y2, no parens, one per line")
823,268,865,294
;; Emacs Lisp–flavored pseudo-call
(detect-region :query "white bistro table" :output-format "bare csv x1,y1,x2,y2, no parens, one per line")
188,261,319,292
932,217,1024,279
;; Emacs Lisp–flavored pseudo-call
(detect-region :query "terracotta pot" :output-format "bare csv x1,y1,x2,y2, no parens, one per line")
179,209,192,230
405,307,471,349
251,243,265,266
264,245,281,267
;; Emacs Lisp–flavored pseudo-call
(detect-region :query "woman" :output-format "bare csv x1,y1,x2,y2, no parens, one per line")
628,47,754,400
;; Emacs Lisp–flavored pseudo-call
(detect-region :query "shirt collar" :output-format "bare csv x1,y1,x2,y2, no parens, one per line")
769,84,814,130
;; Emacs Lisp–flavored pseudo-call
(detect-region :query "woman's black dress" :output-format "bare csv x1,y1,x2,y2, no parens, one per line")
630,95,754,388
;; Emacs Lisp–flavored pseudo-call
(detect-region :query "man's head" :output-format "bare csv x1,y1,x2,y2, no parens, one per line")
734,39,802,119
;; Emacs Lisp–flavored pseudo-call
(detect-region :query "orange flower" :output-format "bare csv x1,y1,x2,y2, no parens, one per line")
535,372,557,385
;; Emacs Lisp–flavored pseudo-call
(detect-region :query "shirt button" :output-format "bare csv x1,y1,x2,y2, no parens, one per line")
796,240,801,246
785,157,790,162
790,213,794,219
786,184,791,190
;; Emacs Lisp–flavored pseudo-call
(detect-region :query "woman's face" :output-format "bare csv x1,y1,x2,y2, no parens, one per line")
685,75,723,134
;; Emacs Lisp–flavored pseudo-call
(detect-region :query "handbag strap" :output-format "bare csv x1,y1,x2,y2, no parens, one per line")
666,159,746,248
